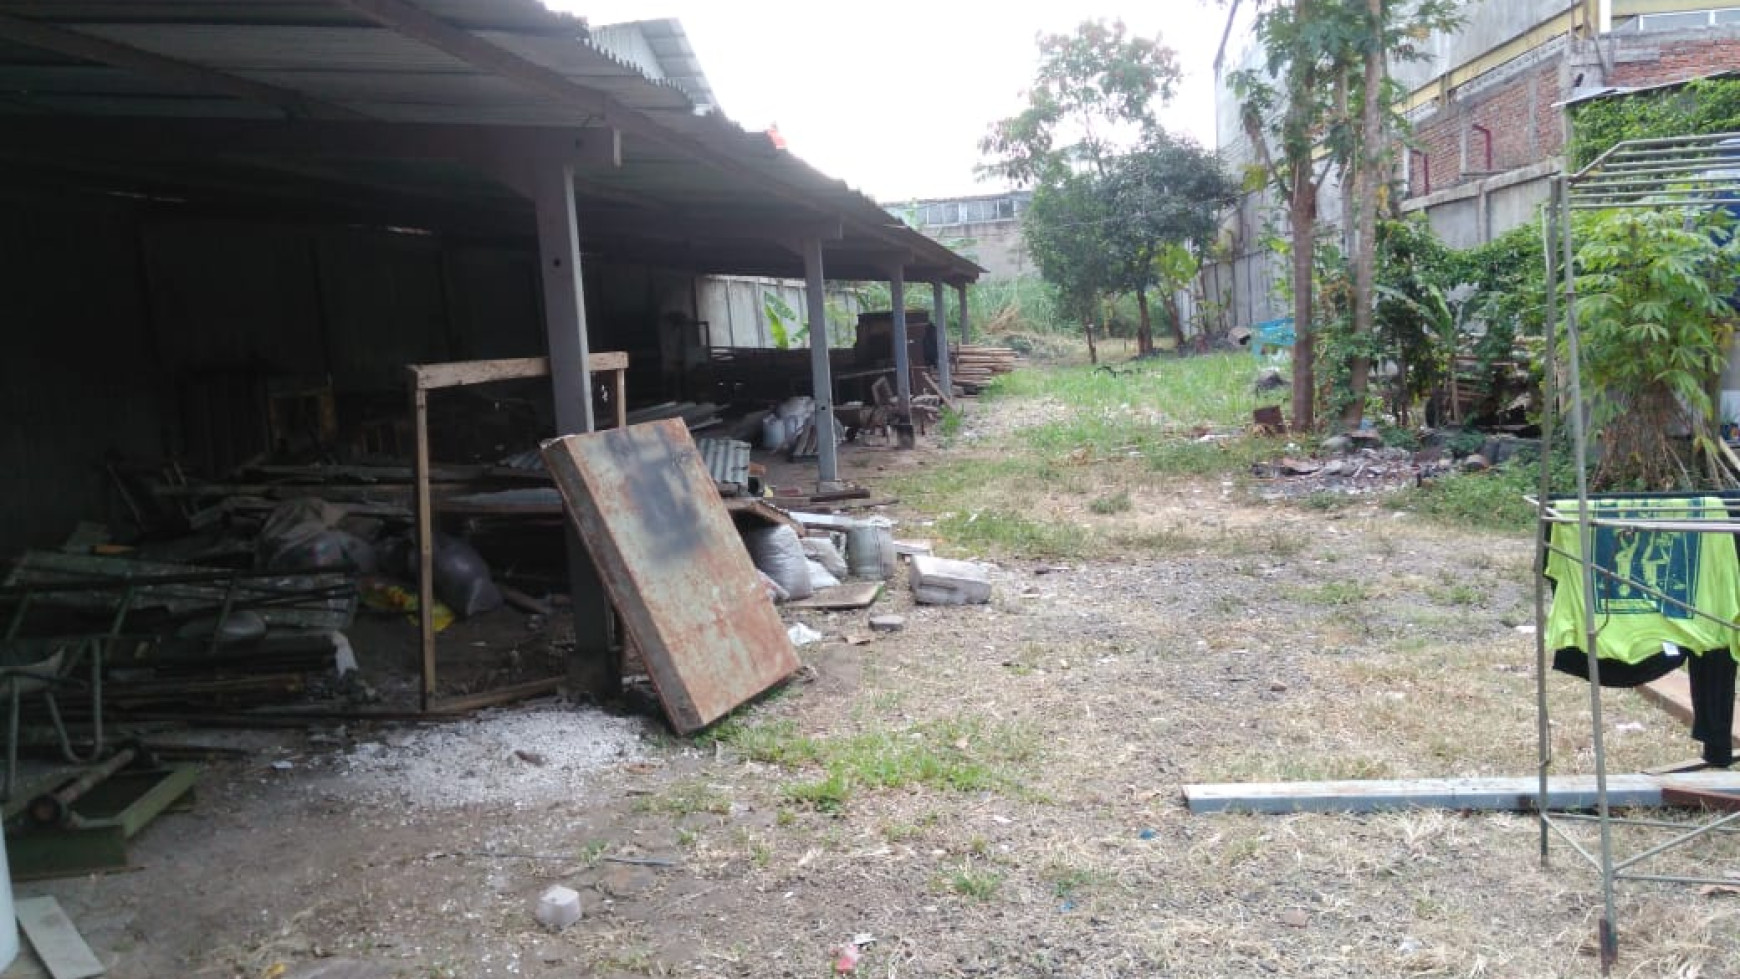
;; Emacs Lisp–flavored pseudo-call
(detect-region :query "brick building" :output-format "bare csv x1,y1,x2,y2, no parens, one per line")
1206,0,1740,327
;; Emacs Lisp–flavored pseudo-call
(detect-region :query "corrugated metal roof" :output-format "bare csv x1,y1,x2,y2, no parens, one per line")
696,437,752,495
0,0,983,282
597,19,717,113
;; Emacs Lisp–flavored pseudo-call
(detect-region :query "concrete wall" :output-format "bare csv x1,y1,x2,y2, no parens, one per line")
956,220,1030,280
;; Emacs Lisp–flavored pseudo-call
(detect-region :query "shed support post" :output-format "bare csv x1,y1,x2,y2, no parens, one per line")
532,158,617,700
802,238,840,485
890,266,912,438
956,282,971,347
931,281,951,399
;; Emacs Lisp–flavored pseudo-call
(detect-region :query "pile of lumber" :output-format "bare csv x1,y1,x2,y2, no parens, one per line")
949,344,1021,394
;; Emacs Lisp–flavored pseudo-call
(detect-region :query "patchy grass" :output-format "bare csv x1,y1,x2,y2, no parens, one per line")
941,864,1004,901
1143,436,1282,477
1392,467,1539,533
710,714,1041,814
934,508,1088,560
1429,581,1489,607
983,352,1272,430
1288,581,1371,606
636,779,732,817
1089,490,1133,515
1207,751,1397,784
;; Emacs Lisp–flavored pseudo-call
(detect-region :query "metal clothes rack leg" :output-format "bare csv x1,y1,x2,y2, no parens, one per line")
1533,131,1740,973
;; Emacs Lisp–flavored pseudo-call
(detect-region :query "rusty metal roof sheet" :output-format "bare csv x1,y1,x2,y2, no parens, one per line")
541,420,798,734
696,437,751,496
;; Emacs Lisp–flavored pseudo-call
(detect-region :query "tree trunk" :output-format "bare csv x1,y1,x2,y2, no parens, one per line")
1341,0,1387,433
1289,168,1317,432
1284,0,1319,433
1136,288,1153,357
1163,290,1187,355
1084,319,1098,365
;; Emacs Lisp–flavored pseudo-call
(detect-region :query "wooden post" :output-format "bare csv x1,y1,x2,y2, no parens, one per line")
931,280,951,400
613,367,627,429
889,265,912,434
956,282,971,347
532,157,617,699
412,386,435,712
803,237,840,484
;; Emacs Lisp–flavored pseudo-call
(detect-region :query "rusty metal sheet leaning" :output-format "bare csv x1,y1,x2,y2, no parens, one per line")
540,419,799,733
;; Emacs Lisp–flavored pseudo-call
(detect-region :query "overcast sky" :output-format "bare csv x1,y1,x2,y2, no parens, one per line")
558,1,1243,202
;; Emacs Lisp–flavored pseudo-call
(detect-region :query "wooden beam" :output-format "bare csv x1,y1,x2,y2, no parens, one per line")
1661,785,1740,812
409,353,627,390
429,676,564,714
1185,772,1740,815
412,384,435,713
0,12,364,121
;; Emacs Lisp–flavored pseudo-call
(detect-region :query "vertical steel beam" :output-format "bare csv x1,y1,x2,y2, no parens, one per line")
535,159,595,433
890,266,913,430
802,238,839,484
931,281,951,399
532,158,616,699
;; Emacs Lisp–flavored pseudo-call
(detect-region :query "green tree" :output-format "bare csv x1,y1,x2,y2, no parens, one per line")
979,20,1180,184
1574,207,1740,489
1230,0,1460,431
1101,133,1238,353
1024,170,1117,363
985,21,1229,357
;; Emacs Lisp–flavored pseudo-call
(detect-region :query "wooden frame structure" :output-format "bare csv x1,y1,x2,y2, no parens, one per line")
407,352,627,712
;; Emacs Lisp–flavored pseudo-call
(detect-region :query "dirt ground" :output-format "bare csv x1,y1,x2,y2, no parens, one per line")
13,393,1740,979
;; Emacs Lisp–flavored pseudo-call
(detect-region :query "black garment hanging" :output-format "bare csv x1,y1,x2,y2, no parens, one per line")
1689,649,1737,767
1552,646,1682,688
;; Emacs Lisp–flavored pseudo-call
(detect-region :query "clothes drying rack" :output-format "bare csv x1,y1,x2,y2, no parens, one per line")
1533,130,1740,972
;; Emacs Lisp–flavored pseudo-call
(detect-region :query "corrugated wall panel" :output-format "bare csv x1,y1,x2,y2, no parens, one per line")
0,200,162,555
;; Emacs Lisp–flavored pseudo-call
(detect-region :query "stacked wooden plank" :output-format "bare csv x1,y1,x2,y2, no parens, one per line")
949,344,1021,394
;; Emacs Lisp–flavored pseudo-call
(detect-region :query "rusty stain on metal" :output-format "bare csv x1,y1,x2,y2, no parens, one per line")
540,419,798,733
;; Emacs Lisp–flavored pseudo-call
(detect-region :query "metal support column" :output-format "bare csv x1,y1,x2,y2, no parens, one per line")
532,158,617,700
956,282,971,347
802,237,839,486
890,265,913,434
931,281,952,399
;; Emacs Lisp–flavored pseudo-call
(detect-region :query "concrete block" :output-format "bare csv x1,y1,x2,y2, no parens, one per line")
868,614,906,632
909,555,992,605
536,885,583,931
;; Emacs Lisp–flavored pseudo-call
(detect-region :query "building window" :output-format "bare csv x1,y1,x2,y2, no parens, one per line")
902,197,1027,228
1638,10,1725,31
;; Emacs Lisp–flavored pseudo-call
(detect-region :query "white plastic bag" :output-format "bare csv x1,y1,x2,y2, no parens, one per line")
743,525,813,600
806,559,840,591
801,537,850,579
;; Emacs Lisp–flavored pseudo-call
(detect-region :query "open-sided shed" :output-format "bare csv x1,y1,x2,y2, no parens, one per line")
0,0,981,696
